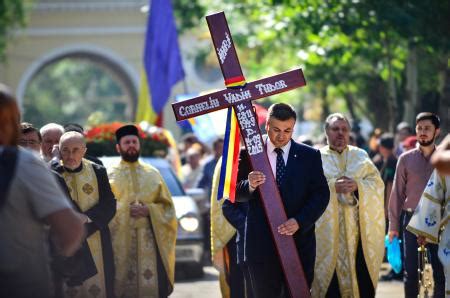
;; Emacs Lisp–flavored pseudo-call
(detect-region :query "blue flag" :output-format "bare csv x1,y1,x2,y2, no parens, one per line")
144,0,185,115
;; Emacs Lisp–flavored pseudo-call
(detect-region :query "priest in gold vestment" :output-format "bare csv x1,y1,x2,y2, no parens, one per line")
211,157,248,298
210,157,235,298
312,114,385,298
52,131,116,298
108,124,177,298
407,169,450,297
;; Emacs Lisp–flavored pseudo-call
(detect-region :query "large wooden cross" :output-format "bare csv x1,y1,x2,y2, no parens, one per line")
172,12,309,297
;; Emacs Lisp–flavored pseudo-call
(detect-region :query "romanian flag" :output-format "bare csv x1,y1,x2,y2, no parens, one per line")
217,107,241,202
135,0,185,125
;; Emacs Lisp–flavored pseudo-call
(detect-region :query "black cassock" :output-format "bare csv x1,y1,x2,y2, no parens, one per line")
52,160,116,298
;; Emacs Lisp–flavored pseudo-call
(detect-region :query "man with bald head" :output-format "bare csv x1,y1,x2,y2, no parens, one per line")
40,123,64,162
52,131,116,298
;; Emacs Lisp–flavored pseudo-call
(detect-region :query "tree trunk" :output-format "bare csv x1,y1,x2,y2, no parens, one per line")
384,36,398,132
437,53,450,136
343,92,356,121
405,44,418,126
365,75,390,132
320,85,330,123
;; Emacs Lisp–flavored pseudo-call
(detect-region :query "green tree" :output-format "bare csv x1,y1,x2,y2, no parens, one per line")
21,0,207,128
174,0,206,32
200,0,450,133
23,58,128,127
0,0,32,60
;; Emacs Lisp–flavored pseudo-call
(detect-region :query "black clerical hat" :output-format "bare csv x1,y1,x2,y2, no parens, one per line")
64,123,84,134
115,124,139,143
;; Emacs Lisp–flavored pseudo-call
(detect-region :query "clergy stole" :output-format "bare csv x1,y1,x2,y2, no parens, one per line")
312,146,385,298
407,171,450,297
211,157,236,298
62,159,107,298
108,161,177,298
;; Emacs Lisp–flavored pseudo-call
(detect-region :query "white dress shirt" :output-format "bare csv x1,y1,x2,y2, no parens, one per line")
249,138,291,193
266,138,291,177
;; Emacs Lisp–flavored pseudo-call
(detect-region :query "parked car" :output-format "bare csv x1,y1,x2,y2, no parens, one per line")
100,156,204,278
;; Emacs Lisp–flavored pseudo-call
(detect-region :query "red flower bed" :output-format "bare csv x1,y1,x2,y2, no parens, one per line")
85,122,169,157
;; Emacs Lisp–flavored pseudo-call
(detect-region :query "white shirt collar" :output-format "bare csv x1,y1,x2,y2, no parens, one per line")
266,138,291,176
267,138,291,156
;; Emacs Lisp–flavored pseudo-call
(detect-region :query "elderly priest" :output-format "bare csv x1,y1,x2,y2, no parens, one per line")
52,131,116,298
313,113,385,298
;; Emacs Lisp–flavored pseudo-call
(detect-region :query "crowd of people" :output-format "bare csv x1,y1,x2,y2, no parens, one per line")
211,106,449,298
0,84,176,298
1,79,449,298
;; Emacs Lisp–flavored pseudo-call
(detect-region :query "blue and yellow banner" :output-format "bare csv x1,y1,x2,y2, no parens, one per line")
136,0,185,125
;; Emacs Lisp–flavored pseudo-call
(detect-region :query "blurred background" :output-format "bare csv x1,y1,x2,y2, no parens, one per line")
0,0,448,144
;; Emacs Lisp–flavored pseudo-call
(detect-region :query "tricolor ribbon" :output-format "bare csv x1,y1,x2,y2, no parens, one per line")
217,107,241,202
225,75,246,88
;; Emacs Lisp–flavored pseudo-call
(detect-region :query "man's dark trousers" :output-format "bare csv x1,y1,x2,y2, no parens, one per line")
403,211,445,298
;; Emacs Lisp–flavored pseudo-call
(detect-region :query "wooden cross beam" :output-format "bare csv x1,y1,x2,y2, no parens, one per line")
172,12,309,297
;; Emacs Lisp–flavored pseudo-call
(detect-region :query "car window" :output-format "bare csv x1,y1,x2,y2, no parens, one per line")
100,156,185,197
155,166,185,196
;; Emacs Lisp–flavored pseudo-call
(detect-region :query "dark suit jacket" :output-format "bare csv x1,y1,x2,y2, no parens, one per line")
222,199,249,264
235,140,329,276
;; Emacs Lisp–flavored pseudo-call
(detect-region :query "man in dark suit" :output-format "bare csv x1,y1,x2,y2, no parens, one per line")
222,199,252,298
235,103,330,298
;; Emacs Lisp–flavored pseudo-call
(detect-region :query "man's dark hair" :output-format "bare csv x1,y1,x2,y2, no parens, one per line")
267,103,296,122
64,123,84,134
379,133,394,150
20,122,42,141
181,132,198,144
416,112,440,129
0,83,20,146
213,137,224,150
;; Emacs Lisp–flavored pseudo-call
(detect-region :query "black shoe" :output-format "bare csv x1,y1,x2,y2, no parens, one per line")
392,271,403,281
380,270,403,281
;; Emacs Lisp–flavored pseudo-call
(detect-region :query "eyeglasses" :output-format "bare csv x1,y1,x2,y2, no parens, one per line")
19,139,41,145
61,147,86,155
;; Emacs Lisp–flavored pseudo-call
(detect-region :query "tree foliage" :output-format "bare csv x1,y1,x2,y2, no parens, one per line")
21,1,206,128
199,0,450,132
0,0,31,60
23,59,128,127
174,0,206,32
13,0,450,133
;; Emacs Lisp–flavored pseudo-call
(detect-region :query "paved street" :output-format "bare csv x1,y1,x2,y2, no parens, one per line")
170,265,404,297
170,266,221,298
